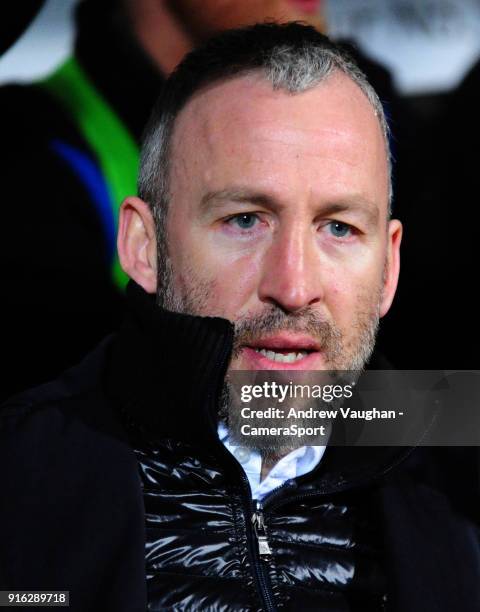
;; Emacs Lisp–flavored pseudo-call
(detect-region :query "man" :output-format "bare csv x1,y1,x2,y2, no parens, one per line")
1,23,477,612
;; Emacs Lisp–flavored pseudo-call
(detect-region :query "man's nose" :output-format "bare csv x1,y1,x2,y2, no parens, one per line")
257,223,324,313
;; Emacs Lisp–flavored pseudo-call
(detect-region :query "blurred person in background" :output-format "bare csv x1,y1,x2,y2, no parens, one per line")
1,0,408,400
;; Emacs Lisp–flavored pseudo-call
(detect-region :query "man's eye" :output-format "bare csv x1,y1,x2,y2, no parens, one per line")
229,213,258,229
328,221,352,238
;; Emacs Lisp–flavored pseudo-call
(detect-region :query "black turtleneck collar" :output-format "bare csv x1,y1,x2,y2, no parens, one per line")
106,280,234,448
74,0,164,141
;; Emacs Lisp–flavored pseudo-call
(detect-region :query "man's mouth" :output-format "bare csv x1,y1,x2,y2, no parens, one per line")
251,348,311,364
239,334,322,369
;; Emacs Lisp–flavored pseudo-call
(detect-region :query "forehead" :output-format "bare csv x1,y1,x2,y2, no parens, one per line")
170,71,389,210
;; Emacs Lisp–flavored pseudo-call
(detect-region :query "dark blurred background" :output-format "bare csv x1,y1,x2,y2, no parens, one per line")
1,0,478,400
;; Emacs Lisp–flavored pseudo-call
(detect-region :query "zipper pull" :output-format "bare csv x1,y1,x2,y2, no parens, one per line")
252,502,272,557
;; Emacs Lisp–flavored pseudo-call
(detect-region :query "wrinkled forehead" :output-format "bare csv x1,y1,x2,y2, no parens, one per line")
172,69,385,148
169,71,389,210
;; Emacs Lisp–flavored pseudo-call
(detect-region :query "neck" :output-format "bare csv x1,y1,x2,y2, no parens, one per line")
126,0,193,76
260,455,279,482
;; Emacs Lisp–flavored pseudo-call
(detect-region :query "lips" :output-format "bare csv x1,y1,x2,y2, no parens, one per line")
241,334,323,370
247,333,320,352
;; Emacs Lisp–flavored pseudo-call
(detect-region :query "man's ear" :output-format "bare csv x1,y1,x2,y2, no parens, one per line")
379,219,402,318
117,196,158,294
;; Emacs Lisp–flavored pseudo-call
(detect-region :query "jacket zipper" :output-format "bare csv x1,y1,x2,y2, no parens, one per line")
239,472,277,612
209,339,278,612
252,500,272,557
212,444,278,610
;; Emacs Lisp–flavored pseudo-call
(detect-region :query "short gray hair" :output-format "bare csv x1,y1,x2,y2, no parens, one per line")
138,22,392,248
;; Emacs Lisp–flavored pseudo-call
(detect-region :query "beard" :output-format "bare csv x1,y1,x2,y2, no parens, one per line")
156,241,383,456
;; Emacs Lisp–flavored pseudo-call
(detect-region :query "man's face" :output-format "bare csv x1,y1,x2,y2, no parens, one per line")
161,71,398,372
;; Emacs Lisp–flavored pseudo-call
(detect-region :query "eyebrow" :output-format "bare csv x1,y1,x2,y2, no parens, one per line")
318,200,380,229
199,188,274,214
199,187,380,228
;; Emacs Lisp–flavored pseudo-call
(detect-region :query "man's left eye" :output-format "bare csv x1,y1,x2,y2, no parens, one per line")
229,213,258,229
328,221,352,238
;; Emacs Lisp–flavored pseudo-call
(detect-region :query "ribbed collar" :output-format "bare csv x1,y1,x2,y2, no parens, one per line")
106,280,234,447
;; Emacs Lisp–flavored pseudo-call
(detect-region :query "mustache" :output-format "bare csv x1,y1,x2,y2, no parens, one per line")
232,306,342,359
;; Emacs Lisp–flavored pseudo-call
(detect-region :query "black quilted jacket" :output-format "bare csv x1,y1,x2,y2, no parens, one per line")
0,282,479,611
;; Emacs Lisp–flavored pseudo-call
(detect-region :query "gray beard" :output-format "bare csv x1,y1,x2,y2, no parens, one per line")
156,239,381,457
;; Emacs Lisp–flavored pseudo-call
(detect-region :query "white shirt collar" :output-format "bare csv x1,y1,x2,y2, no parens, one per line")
217,422,326,501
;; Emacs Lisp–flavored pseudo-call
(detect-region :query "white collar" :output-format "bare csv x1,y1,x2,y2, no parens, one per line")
217,422,326,501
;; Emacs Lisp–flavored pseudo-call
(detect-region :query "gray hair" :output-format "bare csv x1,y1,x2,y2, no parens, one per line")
138,23,392,251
